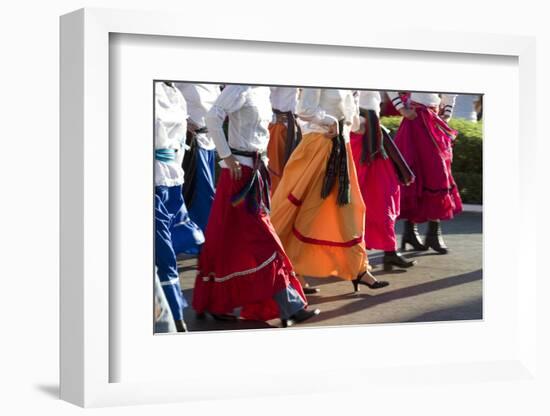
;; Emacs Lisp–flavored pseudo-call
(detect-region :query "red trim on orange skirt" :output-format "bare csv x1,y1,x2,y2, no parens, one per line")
287,193,302,206
292,226,363,248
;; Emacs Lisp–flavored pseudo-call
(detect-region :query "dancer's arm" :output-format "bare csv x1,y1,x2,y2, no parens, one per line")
387,91,417,120
297,88,339,135
206,85,248,180
345,90,361,133
440,94,457,121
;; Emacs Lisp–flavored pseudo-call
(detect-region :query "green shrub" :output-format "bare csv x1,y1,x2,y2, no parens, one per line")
380,116,483,204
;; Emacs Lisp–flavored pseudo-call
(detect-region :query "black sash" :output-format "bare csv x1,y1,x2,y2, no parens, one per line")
230,148,272,214
273,108,302,165
358,108,414,185
381,127,415,185
321,120,351,206
181,126,209,206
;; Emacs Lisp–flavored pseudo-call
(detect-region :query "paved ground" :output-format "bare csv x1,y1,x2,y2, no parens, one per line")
178,211,482,331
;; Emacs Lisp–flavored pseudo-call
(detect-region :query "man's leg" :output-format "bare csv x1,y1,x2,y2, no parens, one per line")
155,194,188,330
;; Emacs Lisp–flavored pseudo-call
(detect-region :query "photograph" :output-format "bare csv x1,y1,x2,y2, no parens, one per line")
1,0,546,412
153,83,483,333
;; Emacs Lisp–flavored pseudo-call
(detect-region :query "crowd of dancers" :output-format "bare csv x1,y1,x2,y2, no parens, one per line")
154,83,464,333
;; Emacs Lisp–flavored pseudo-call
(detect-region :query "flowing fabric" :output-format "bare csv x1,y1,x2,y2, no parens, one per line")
267,123,288,195
270,132,368,280
394,104,463,223
155,185,204,255
192,167,306,321
267,114,301,196
350,131,400,251
155,191,190,322
185,147,216,233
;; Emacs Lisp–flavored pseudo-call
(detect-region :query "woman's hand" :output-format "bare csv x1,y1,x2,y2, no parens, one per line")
399,108,417,120
324,122,338,138
224,154,242,181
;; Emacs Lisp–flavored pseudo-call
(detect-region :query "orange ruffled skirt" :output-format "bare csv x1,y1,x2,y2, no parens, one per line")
270,132,368,280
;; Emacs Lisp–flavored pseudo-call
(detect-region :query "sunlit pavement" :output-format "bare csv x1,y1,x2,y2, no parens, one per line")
178,211,482,331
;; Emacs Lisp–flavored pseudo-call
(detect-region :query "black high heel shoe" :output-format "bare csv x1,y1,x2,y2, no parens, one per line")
401,220,428,251
303,286,320,295
383,251,417,271
424,221,448,254
351,271,389,292
281,308,321,328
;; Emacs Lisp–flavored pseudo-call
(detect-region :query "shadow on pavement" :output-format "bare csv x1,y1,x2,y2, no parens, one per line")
405,297,482,322
306,269,482,324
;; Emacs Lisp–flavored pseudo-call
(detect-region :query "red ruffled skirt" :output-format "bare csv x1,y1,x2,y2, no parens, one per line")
394,105,463,223
350,132,400,251
192,167,306,321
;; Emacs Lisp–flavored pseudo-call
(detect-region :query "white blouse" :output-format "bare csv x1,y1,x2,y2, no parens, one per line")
206,85,272,168
154,82,187,187
358,90,382,115
174,83,221,150
270,87,299,113
387,92,458,118
297,88,360,141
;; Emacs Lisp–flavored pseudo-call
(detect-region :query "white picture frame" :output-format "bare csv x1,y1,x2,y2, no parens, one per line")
60,7,539,408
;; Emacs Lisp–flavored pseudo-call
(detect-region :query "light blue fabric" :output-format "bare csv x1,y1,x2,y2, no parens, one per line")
155,148,177,162
273,286,306,320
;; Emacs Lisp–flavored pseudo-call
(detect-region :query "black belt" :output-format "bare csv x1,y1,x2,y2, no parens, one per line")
230,148,267,159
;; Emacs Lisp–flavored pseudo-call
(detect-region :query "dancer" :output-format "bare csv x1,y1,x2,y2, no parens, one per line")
350,90,416,271
387,91,462,254
267,87,301,195
269,87,320,293
174,83,221,234
271,88,389,292
192,85,320,327
154,81,205,331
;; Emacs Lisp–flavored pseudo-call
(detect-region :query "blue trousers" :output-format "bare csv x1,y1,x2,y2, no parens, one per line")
273,286,306,320
155,185,204,321
156,185,205,255
186,147,216,234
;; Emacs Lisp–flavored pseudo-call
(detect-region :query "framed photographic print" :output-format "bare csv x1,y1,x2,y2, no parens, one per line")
60,7,538,408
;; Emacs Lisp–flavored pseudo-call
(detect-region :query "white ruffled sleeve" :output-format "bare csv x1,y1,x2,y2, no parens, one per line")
297,88,338,126
345,91,361,132
441,94,457,118
387,91,405,111
206,85,248,159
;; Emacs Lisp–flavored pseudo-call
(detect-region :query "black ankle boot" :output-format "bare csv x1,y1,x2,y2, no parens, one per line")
424,221,448,254
383,251,417,271
401,220,428,251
